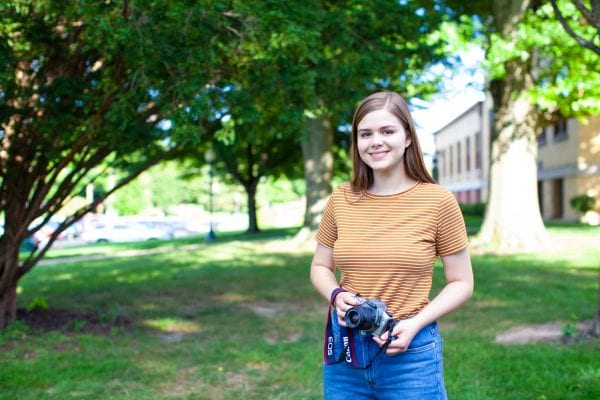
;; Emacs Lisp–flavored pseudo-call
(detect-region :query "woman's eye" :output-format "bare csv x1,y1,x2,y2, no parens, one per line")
359,132,371,138
383,130,395,135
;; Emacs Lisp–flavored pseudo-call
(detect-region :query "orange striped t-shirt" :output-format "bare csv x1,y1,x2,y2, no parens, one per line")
315,182,468,319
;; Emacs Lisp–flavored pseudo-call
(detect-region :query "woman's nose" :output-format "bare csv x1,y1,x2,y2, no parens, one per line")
370,132,383,146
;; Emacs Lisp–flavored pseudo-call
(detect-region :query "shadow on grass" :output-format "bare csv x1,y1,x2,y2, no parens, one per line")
433,252,598,335
6,225,599,400
20,230,319,335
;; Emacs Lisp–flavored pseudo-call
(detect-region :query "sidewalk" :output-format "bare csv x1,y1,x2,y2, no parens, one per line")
38,243,207,266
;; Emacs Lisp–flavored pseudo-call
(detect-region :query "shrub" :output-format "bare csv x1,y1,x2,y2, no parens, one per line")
569,194,596,215
459,202,486,217
26,296,49,312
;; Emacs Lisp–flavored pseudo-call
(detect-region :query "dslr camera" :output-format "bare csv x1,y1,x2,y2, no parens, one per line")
344,297,394,337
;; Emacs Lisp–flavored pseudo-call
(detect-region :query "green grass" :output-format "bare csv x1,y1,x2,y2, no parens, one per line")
2,225,600,399
40,227,301,260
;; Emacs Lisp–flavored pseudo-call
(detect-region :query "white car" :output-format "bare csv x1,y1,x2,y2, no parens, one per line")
81,222,172,243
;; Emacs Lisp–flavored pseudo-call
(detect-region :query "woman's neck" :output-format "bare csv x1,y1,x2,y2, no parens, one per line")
368,172,418,195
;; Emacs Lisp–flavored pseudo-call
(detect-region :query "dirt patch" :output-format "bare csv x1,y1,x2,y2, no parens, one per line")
495,320,594,345
248,303,286,318
16,307,131,335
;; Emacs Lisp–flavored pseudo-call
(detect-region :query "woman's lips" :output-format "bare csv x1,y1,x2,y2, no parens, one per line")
369,150,389,160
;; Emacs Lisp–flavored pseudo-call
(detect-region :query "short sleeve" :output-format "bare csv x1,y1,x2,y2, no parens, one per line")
435,191,468,256
315,194,337,248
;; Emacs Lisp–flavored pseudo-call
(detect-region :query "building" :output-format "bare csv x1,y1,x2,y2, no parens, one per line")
433,95,600,222
537,117,600,221
433,95,492,204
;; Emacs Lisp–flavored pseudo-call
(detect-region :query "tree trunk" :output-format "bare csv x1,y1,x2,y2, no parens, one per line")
244,178,261,234
0,165,31,328
296,115,334,242
477,0,550,253
592,309,600,337
592,269,600,337
477,71,550,253
0,237,21,329
0,284,18,330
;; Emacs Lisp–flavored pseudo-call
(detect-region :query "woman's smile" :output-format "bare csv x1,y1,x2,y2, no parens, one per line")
369,150,390,160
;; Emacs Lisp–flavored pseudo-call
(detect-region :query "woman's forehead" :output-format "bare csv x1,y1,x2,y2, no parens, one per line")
357,109,402,129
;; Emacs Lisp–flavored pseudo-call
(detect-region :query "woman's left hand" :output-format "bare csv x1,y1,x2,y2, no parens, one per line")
372,318,421,355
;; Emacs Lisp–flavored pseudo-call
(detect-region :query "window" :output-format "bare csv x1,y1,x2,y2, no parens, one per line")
475,131,482,170
538,128,547,146
537,181,544,217
465,137,471,172
437,150,444,179
553,119,568,142
551,178,564,219
449,146,454,176
457,142,461,174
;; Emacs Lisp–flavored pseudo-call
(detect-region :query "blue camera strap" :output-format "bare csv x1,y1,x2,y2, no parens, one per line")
323,288,358,367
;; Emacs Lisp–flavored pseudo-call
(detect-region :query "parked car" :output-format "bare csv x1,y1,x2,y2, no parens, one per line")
81,221,172,243
0,225,41,252
136,220,196,239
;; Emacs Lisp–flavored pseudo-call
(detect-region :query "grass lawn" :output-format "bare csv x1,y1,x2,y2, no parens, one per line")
1,224,599,399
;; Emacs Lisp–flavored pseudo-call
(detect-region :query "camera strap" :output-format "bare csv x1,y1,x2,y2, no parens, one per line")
323,288,358,367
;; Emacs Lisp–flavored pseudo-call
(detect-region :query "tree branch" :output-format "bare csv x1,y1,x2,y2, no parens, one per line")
550,0,600,56
18,150,173,277
573,0,600,27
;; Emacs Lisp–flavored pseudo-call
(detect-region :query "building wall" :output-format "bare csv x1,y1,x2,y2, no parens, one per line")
434,95,599,222
537,119,579,168
579,117,600,163
434,96,492,204
538,117,600,221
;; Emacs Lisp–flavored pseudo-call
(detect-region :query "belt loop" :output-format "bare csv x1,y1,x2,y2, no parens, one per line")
429,322,436,337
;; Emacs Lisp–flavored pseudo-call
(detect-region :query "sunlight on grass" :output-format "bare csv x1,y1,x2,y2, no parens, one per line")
216,293,254,303
143,318,204,333
4,226,599,400
54,273,74,281
115,270,163,283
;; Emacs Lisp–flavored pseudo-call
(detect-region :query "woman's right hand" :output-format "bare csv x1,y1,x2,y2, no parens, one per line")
334,292,363,327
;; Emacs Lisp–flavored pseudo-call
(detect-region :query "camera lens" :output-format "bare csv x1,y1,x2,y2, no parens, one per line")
345,306,377,330
347,311,361,325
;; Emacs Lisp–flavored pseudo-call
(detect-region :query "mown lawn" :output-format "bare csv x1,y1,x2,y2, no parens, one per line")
1,225,599,399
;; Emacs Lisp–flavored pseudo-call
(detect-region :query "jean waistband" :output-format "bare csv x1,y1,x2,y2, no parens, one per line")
357,321,439,342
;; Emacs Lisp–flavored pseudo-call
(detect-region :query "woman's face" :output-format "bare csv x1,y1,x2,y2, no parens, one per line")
356,108,411,174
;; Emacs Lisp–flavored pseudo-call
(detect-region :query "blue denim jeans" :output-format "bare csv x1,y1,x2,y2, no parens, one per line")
323,317,447,400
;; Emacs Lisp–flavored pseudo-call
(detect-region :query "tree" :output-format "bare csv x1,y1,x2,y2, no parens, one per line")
550,0,600,338
550,0,600,55
298,1,459,237
211,1,457,240
0,1,233,328
180,2,453,236
204,54,305,233
476,0,600,253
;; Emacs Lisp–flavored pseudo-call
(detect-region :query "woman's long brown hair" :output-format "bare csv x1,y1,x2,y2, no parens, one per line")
350,91,435,192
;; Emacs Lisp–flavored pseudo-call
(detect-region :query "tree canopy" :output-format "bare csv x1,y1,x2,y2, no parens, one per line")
0,0,236,327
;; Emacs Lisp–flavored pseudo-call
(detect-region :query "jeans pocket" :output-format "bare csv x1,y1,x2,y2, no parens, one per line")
383,341,436,359
404,341,436,354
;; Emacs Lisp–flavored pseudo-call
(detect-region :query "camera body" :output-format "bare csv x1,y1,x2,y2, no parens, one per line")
344,297,394,337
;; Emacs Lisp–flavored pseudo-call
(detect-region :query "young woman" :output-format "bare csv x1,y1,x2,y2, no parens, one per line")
310,91,473,399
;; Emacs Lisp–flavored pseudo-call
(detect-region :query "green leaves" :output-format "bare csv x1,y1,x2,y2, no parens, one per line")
485,0,600,117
